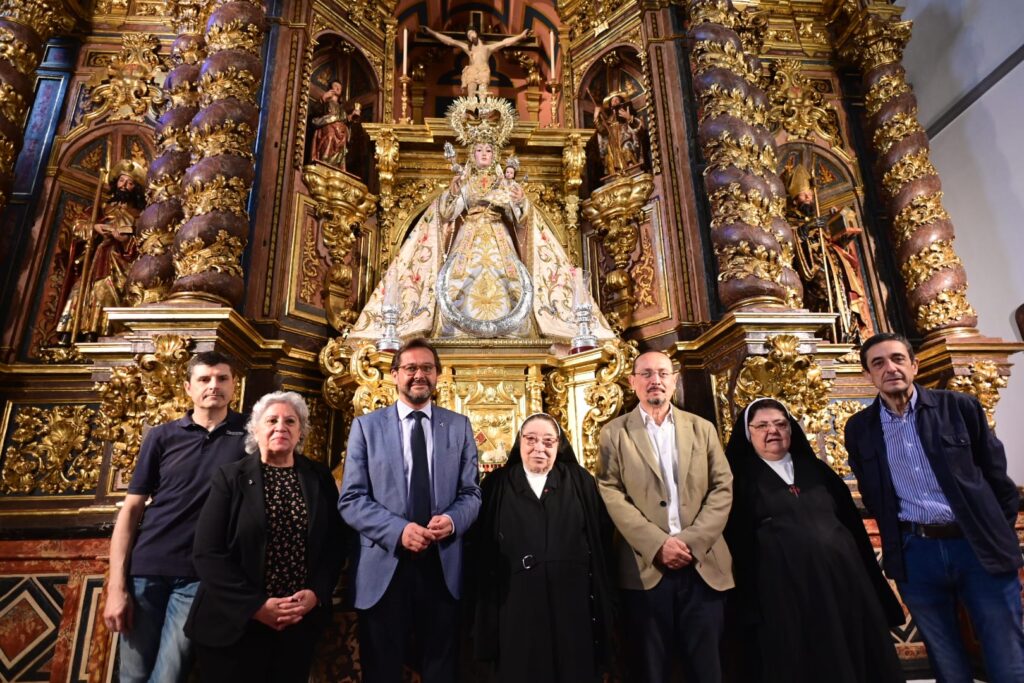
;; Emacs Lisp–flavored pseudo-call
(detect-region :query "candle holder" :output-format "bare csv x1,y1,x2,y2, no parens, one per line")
398,74,412,125
547,79,562,128
377,301,401,352
571,301,598,354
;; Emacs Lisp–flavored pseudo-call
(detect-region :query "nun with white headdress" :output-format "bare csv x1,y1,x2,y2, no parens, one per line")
471,413,617,683
723,397,905,683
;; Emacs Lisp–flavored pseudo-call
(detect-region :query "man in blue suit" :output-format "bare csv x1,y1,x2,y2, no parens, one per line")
846,333,1023,683
340,337,481,683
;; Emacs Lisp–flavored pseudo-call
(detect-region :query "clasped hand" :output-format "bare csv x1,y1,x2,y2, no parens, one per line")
253,589,317,631
402,515,453,552
656,536,693,571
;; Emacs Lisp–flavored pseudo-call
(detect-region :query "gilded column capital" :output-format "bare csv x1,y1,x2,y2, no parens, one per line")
843,13,911,74
0,0,73,43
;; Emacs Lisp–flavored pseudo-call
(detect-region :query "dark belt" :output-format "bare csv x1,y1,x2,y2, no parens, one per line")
899,521,963,539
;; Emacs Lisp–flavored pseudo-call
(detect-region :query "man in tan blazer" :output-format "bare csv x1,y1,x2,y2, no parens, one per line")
598,350,733,683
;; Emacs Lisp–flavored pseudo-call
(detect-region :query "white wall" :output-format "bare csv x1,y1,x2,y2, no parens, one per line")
901,1,1024,482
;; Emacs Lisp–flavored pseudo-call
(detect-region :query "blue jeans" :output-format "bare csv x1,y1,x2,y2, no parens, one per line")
119,576,198,683
898,534,1024,683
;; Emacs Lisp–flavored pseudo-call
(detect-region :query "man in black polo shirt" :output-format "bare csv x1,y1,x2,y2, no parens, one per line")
103,351,246,683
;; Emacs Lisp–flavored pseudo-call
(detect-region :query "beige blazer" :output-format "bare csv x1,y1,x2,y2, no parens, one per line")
597,405,734,591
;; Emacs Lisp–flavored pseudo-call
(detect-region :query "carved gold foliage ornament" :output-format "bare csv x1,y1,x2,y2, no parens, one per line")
915,285,976,332
348,342,396,416
0,26,34,76
842,13,912,73
303,395,330,466
164,78,201,111
715,241,783,283
158,124,191,153
95,334,194,475
712,369,734,446
707,183,773,232
766,59,841,147
698,85,767,127
189,120,256,161
689,0,735,29
581,341,637,473
947,361,1006,430
1,405,102,494
206,18,263,56
900,239,962,291
169,0,207,37
83,33,166,123
198,67,260,106
299,219,321,303
892,192,948,248
693,39,758,87
174,230,245,278
704,132,779,180
882,149,936,196
137,223,176,256
873,111,924,155
821,400,865,476
0,81,27,125
183,175,250,218
319,337,352,412
864,73,910,118
733,335,833,433
631,225,656,309
544,368,571,441
0,0,73,41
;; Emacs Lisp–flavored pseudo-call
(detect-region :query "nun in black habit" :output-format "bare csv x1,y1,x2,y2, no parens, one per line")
471,413,616,683
724,398,906,683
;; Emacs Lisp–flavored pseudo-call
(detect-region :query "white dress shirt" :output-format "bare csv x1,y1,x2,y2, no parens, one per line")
396,400,434,487
640,406,682,535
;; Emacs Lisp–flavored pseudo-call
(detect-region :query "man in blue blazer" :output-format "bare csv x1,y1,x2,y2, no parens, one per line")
846,333,1023,683
340,337,481,683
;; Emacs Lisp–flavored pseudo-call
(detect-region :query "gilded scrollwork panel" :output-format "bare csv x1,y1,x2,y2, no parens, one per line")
1,404,103,495
94,334,194,479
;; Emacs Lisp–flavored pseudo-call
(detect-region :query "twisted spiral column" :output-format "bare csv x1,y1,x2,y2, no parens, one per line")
687,0,803,311
128,1,208,304
171,0,265,305
0,0,71,211
843,11,977,338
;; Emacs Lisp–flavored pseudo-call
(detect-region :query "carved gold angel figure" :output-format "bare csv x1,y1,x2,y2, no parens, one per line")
349,96,615,349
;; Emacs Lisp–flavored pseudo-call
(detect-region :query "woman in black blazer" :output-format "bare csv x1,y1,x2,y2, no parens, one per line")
185,391,345,682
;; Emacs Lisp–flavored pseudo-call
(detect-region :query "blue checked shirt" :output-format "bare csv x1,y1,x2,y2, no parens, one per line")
879,389,956,524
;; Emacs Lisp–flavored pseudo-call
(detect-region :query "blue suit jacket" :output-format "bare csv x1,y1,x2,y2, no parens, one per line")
845,384,1021,580
339,402,482,609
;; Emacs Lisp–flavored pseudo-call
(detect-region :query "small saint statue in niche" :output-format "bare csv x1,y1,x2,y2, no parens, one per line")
54,159,147,345
786,164,875,345
311,79,360,168
584,91,651,195
421,25,532,101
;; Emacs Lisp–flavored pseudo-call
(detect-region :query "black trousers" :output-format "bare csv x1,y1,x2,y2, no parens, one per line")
195,611,322,683
358,548,459,683
621,566,726,683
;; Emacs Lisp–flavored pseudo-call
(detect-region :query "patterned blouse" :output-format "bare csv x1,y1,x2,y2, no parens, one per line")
261,463,309,597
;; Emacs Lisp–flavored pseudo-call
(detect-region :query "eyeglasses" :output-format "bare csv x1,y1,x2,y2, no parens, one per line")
522,435,558,448
749,420,790,433
399,363,437,375
632,370,675,380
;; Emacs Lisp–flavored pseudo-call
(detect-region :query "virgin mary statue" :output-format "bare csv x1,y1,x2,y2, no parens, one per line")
348,97,615,349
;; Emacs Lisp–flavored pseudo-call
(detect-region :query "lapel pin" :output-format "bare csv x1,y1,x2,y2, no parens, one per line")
248,479,254,485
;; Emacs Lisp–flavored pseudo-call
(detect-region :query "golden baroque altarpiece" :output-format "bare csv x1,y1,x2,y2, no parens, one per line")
0,0,1021,678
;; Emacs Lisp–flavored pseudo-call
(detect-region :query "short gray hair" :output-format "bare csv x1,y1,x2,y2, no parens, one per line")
245,391,311,455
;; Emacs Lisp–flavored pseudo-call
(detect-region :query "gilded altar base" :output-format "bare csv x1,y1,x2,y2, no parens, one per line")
321,336,636,476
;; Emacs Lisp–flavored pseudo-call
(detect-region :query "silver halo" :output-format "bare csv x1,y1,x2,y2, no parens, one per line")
436,256,534,337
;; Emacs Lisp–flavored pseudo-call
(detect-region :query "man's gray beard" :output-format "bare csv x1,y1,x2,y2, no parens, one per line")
647,396,665,406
